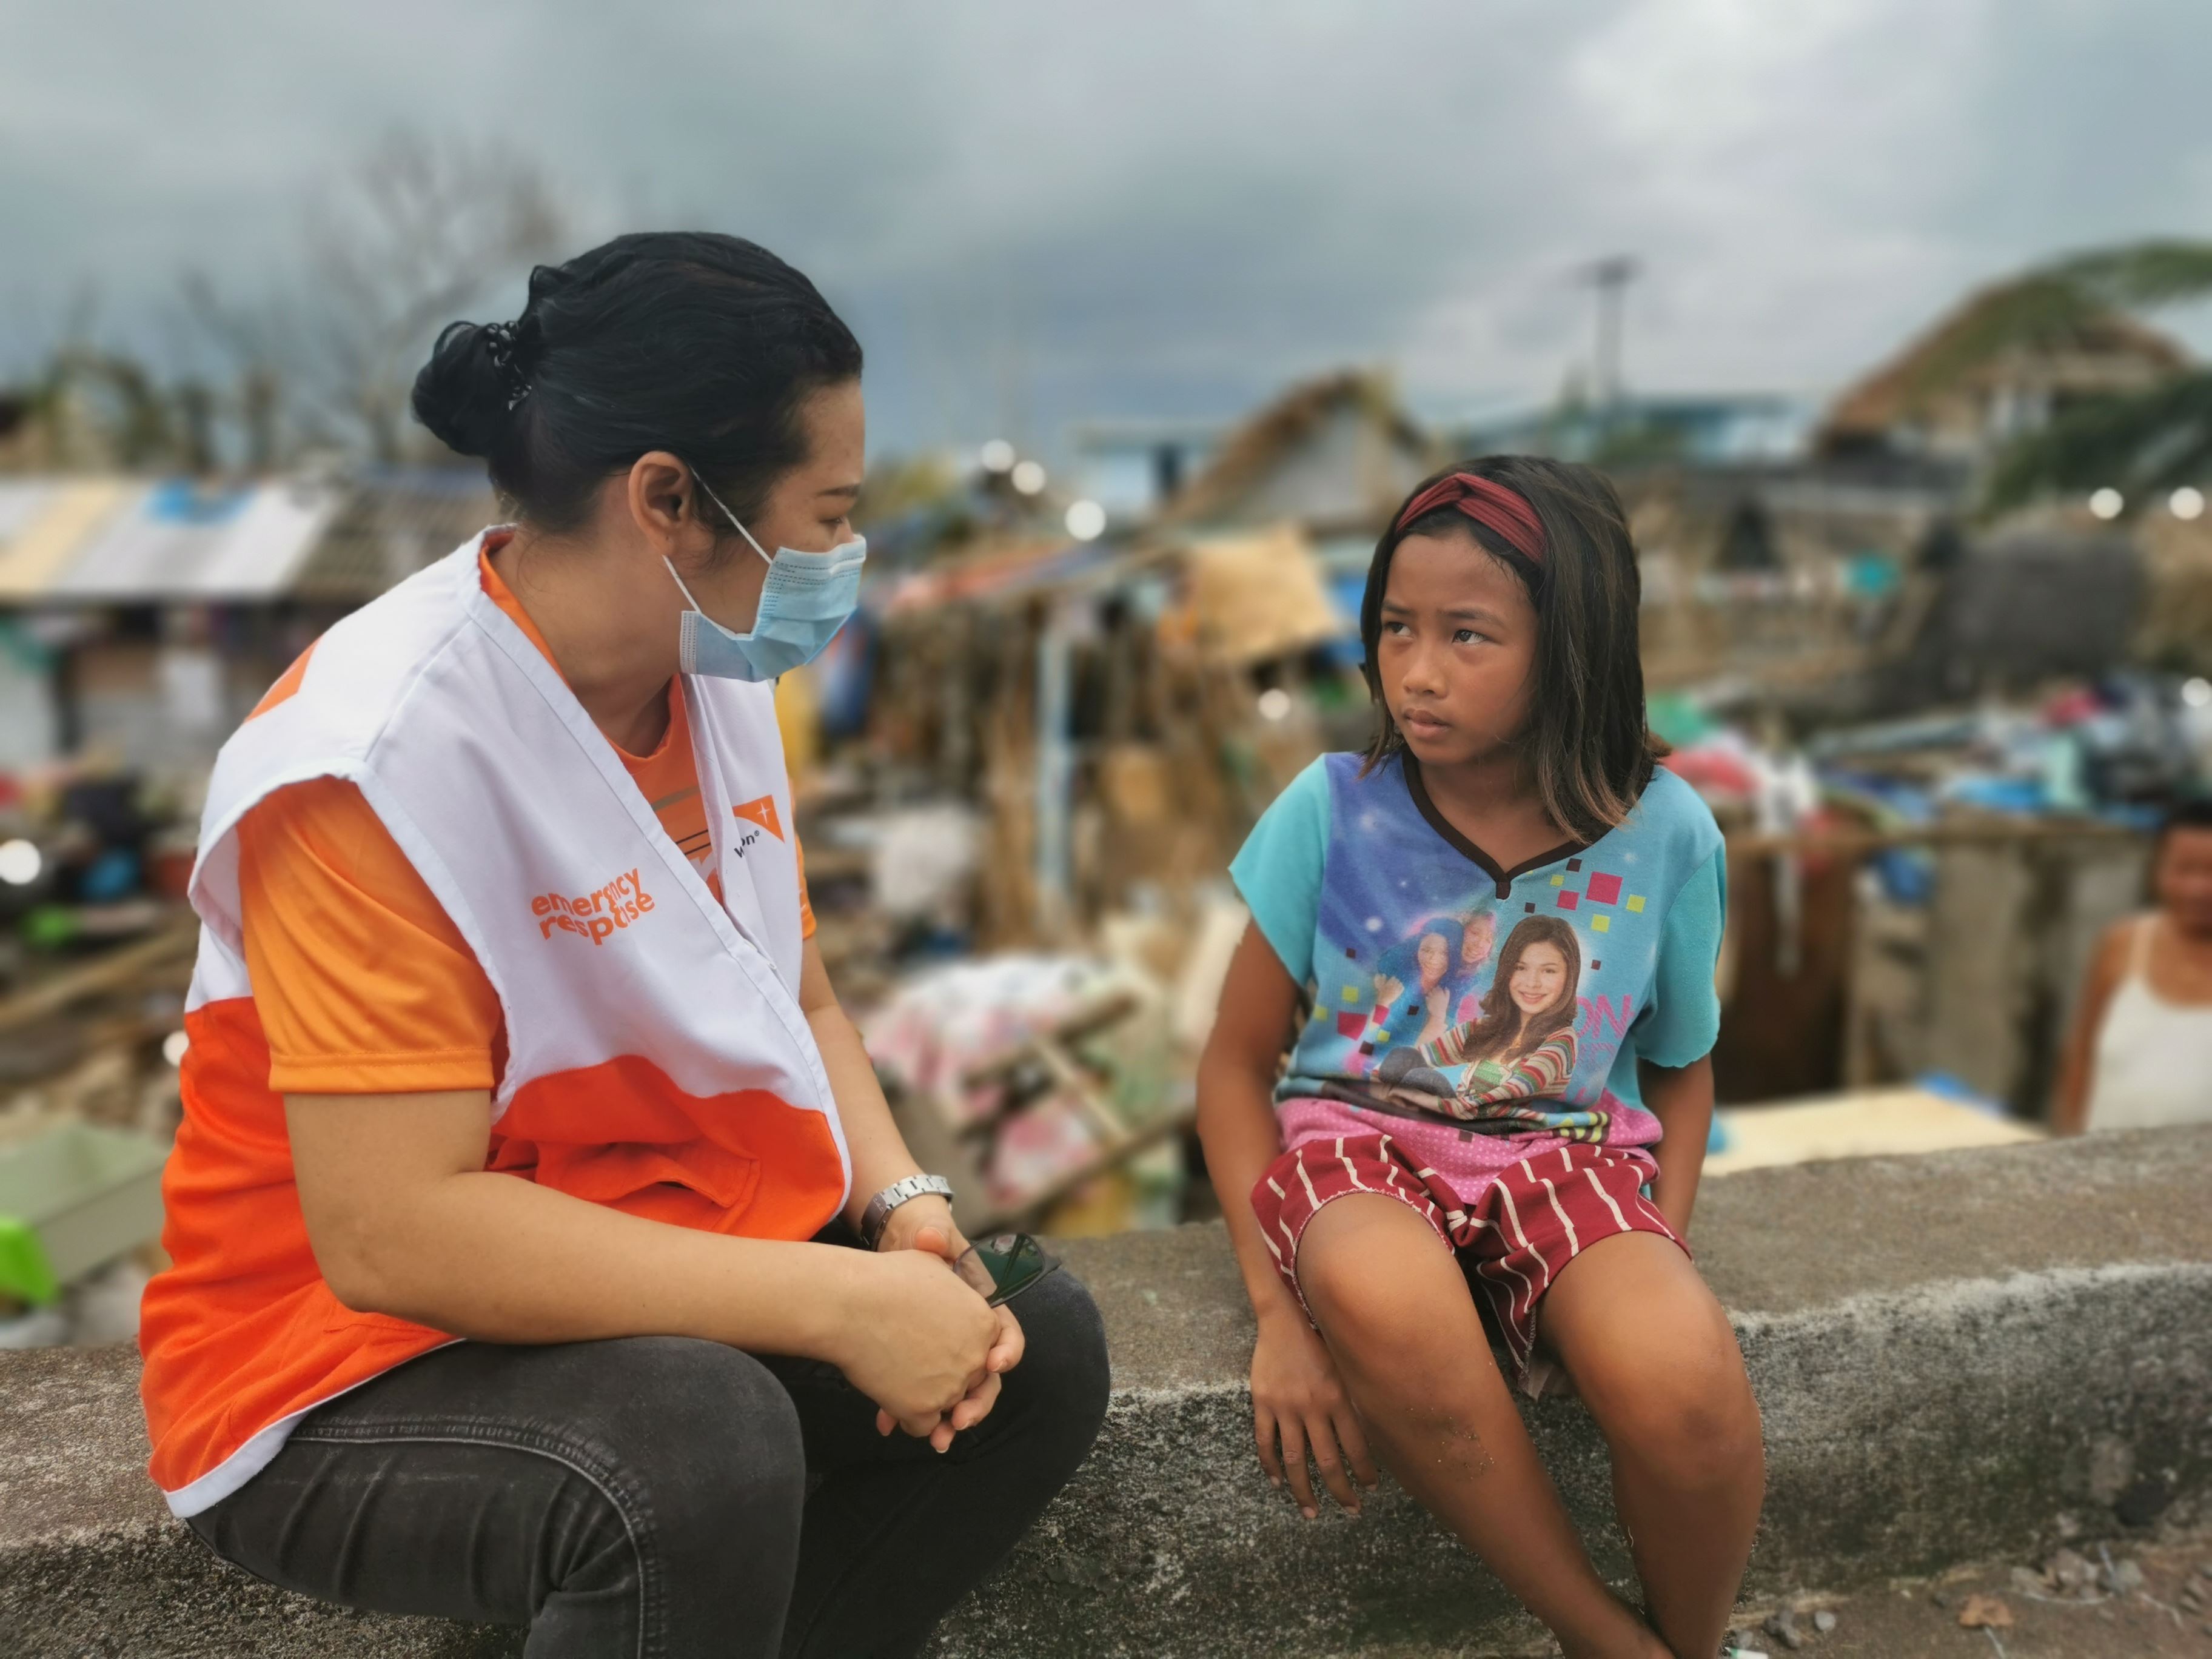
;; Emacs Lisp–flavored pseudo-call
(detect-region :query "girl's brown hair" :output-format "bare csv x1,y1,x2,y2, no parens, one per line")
1456,915,1581,1064
1359,455,1661,842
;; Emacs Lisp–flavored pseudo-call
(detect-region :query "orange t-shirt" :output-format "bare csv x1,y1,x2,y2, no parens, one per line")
236,543,814,1095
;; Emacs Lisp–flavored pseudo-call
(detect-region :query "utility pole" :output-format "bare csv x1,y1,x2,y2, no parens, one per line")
1575,255,1641,412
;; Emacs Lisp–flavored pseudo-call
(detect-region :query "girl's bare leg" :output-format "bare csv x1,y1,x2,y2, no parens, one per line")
1540,1232,1765,1659
1296,1196,1667,1659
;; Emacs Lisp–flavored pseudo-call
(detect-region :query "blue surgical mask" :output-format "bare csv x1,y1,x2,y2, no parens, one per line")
665,470,866,682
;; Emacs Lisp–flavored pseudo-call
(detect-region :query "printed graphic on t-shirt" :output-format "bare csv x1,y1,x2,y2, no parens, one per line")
1362,911,1588,1133
1288,758,1670,1142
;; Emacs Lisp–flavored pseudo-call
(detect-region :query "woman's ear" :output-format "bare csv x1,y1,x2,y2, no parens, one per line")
624,452,696,552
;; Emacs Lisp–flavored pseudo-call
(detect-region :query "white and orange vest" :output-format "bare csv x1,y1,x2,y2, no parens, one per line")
141,535,850,1516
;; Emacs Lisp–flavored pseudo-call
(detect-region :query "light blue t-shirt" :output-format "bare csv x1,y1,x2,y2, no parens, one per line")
1228,752,1724,1139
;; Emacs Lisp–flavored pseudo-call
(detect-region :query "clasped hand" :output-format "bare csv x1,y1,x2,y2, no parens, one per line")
843,1198,1024,1452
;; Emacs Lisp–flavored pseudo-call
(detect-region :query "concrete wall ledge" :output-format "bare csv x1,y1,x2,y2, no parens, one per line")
4,1128,2210,1658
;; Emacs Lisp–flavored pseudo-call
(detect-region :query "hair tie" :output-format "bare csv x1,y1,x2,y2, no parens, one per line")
1395,472,1544,563
480,321,534,411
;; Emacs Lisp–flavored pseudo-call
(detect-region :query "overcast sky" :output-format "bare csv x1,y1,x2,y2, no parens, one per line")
7,0,2212,460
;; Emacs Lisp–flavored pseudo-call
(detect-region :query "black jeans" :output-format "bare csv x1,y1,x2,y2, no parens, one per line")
187,1272,1108,1658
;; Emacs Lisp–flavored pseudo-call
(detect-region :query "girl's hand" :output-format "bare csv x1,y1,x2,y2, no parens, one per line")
1374,975,1404,1008
1250,1304,1378,1518
870,1204,1025,1449
831,1246,998,1448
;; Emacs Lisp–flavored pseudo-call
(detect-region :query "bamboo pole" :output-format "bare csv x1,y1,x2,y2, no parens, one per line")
0,917,199,1036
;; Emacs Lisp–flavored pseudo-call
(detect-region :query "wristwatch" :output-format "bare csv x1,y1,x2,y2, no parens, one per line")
859,1173,955,1249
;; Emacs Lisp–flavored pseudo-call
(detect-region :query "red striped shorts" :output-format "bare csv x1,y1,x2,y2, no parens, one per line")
1251,1133,1686,1387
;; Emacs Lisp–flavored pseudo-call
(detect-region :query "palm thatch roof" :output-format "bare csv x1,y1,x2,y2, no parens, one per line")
1156,369,1438,534
1820,280,2186,455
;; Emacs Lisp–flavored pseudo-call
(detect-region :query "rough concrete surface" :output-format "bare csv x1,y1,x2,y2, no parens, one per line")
1352,1538,2212,1657
2,1128,2209,1658
1765,1540,2212,1659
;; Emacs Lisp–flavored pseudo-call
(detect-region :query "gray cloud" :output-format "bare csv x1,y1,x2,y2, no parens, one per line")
7,0,2212,457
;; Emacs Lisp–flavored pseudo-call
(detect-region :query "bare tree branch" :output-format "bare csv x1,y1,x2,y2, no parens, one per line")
177,268,303,472
300,130,568,463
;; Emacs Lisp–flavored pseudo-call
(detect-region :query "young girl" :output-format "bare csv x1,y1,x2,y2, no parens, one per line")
1196,458,1763,1659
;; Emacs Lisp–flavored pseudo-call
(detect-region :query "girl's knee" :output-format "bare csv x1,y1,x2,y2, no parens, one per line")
1296,1240,1387,1341
1293,1195,1461,1340
1598,1346,1762,1490
1301,1255,1472,1382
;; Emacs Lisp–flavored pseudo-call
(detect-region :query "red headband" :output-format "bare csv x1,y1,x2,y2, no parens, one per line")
1394,473,1544,563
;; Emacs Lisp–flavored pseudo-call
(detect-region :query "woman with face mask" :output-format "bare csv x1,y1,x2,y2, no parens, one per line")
139,233,1108,1659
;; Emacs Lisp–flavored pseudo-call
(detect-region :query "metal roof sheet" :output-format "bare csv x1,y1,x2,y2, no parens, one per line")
45,480,340,600
0,479,138,601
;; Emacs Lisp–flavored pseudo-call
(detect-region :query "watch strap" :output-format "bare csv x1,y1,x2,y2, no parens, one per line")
860,1173,954,1248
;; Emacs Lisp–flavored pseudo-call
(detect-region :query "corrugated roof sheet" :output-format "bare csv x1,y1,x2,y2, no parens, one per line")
0,470,491,605
0,479,137,601
47,479,340,600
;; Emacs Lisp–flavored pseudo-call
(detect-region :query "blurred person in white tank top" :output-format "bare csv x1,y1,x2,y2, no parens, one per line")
2053,799,2212,1133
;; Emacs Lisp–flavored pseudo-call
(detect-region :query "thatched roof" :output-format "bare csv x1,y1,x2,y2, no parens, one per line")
1157,369,1437,533
1820,281,2187,452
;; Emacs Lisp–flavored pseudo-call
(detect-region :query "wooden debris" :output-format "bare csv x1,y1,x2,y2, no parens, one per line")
0,917,198,1036
1957,1594,2013,1629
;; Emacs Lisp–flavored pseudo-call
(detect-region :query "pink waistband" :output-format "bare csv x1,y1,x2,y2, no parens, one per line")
1276,1094,1659,1198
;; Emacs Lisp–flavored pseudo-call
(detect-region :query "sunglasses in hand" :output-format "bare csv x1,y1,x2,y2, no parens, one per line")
949,1232,1061,1307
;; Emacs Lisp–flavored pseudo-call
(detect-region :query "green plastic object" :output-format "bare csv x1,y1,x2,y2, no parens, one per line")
1646,691,1717,749
0,1123,170,1307
19,906,79,951
0,1212,56,1305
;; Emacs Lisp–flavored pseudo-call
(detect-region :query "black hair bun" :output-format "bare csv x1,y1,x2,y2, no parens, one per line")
411,320,519,459
406,232,863,531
